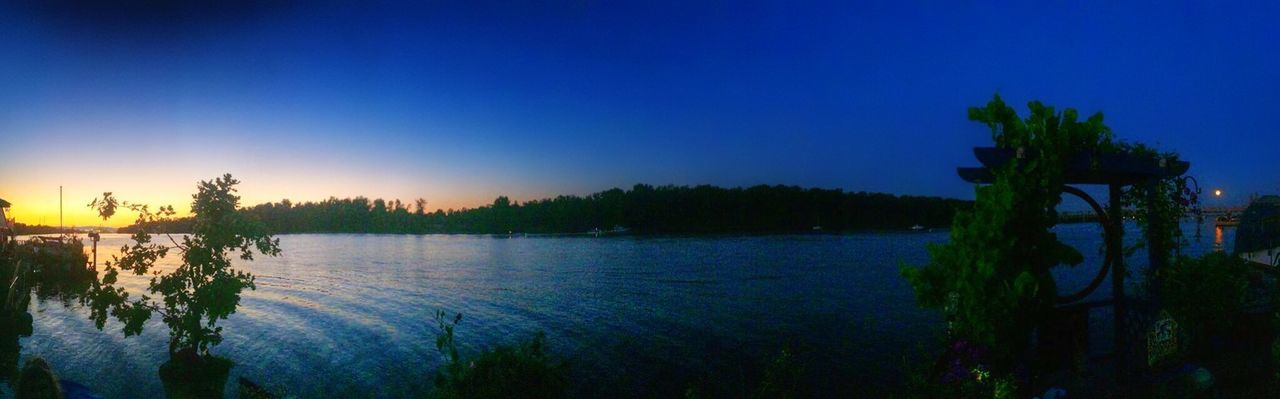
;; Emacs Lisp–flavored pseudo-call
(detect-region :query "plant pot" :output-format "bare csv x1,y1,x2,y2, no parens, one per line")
159,354,233,399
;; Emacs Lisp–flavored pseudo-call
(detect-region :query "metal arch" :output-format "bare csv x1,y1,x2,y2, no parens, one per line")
1056,186,1118,304
1181,175,1203,214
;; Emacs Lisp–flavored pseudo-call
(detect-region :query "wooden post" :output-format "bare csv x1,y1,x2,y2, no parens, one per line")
1146,179,1169,272
1109,183,1126,382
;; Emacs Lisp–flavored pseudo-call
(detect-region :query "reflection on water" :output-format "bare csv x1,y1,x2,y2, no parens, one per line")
1,256,32,396
0,309,33,389
1,239,98,398
7,222,1228,398
1215,226,1225,252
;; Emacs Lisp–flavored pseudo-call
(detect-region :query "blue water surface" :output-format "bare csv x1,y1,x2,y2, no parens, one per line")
4,221,1229,398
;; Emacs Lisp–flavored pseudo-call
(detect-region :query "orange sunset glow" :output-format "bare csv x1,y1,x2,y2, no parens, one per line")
1,163,512,228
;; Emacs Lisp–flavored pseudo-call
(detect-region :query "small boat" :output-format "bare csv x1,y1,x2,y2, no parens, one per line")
910,224,926,231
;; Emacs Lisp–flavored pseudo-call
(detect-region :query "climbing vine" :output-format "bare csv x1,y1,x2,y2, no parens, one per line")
901,94,1195,376
1118,146,1200,258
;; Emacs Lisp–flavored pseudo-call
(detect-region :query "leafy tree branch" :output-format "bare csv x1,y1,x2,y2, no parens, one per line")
85,174,280,360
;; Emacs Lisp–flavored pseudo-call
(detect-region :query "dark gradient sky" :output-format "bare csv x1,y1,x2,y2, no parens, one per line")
1,1,1276,225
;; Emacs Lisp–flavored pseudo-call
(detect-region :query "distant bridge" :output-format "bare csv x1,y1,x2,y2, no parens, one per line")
1057,205,1248,224
1198,205,1247,216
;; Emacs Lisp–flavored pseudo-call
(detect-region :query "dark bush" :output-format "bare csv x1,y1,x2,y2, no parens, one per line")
1153,252,1251,347
429,311,569,399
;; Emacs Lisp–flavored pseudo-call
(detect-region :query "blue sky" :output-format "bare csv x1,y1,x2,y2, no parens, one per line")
1,1,1276,224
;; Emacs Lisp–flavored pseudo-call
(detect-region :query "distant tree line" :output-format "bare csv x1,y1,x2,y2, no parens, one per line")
116,184,972,235
12,223,71,236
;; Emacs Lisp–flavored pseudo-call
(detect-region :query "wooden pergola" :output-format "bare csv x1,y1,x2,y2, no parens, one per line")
957,146,1191,387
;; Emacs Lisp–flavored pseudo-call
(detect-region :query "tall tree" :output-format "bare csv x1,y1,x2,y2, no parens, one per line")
415,198,428,215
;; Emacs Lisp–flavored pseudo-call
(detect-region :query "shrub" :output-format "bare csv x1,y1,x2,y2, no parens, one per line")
429,311,569,399
1153,252,1251,346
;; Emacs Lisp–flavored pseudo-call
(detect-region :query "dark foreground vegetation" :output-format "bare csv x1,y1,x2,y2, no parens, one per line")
427,310,804,399
899,95,1280,397
10,224,72,236
117,184,969,235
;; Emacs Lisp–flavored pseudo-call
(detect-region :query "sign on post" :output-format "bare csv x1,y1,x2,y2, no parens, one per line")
1147,311,1179,367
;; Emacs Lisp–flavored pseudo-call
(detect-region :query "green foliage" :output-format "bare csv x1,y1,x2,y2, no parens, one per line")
429,311,569,399
902,94,1112,362
1120,150,1199,259
902,93,1195,393
86,192,118,221
1155,252,1250,345
991,375,1018,399
433,310,463,383
85,174,280,358
967,94,1115,154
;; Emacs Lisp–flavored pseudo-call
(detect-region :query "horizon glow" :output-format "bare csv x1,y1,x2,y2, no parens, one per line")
2,2,1277,227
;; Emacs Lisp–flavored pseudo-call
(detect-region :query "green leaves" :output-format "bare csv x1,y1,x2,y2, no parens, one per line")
85,174,281,358
904,94,1136,367
967,94,1023,146
88,192,118,221
118,299,153,337
434,310,463,366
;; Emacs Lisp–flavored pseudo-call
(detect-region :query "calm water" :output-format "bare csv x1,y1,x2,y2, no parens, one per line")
4,221,1230,398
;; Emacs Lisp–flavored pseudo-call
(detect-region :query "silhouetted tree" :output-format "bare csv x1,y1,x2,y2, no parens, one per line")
415,198,428,215
86,174,280,363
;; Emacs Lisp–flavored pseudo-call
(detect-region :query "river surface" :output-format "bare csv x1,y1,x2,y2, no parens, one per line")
2,222,1231,398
